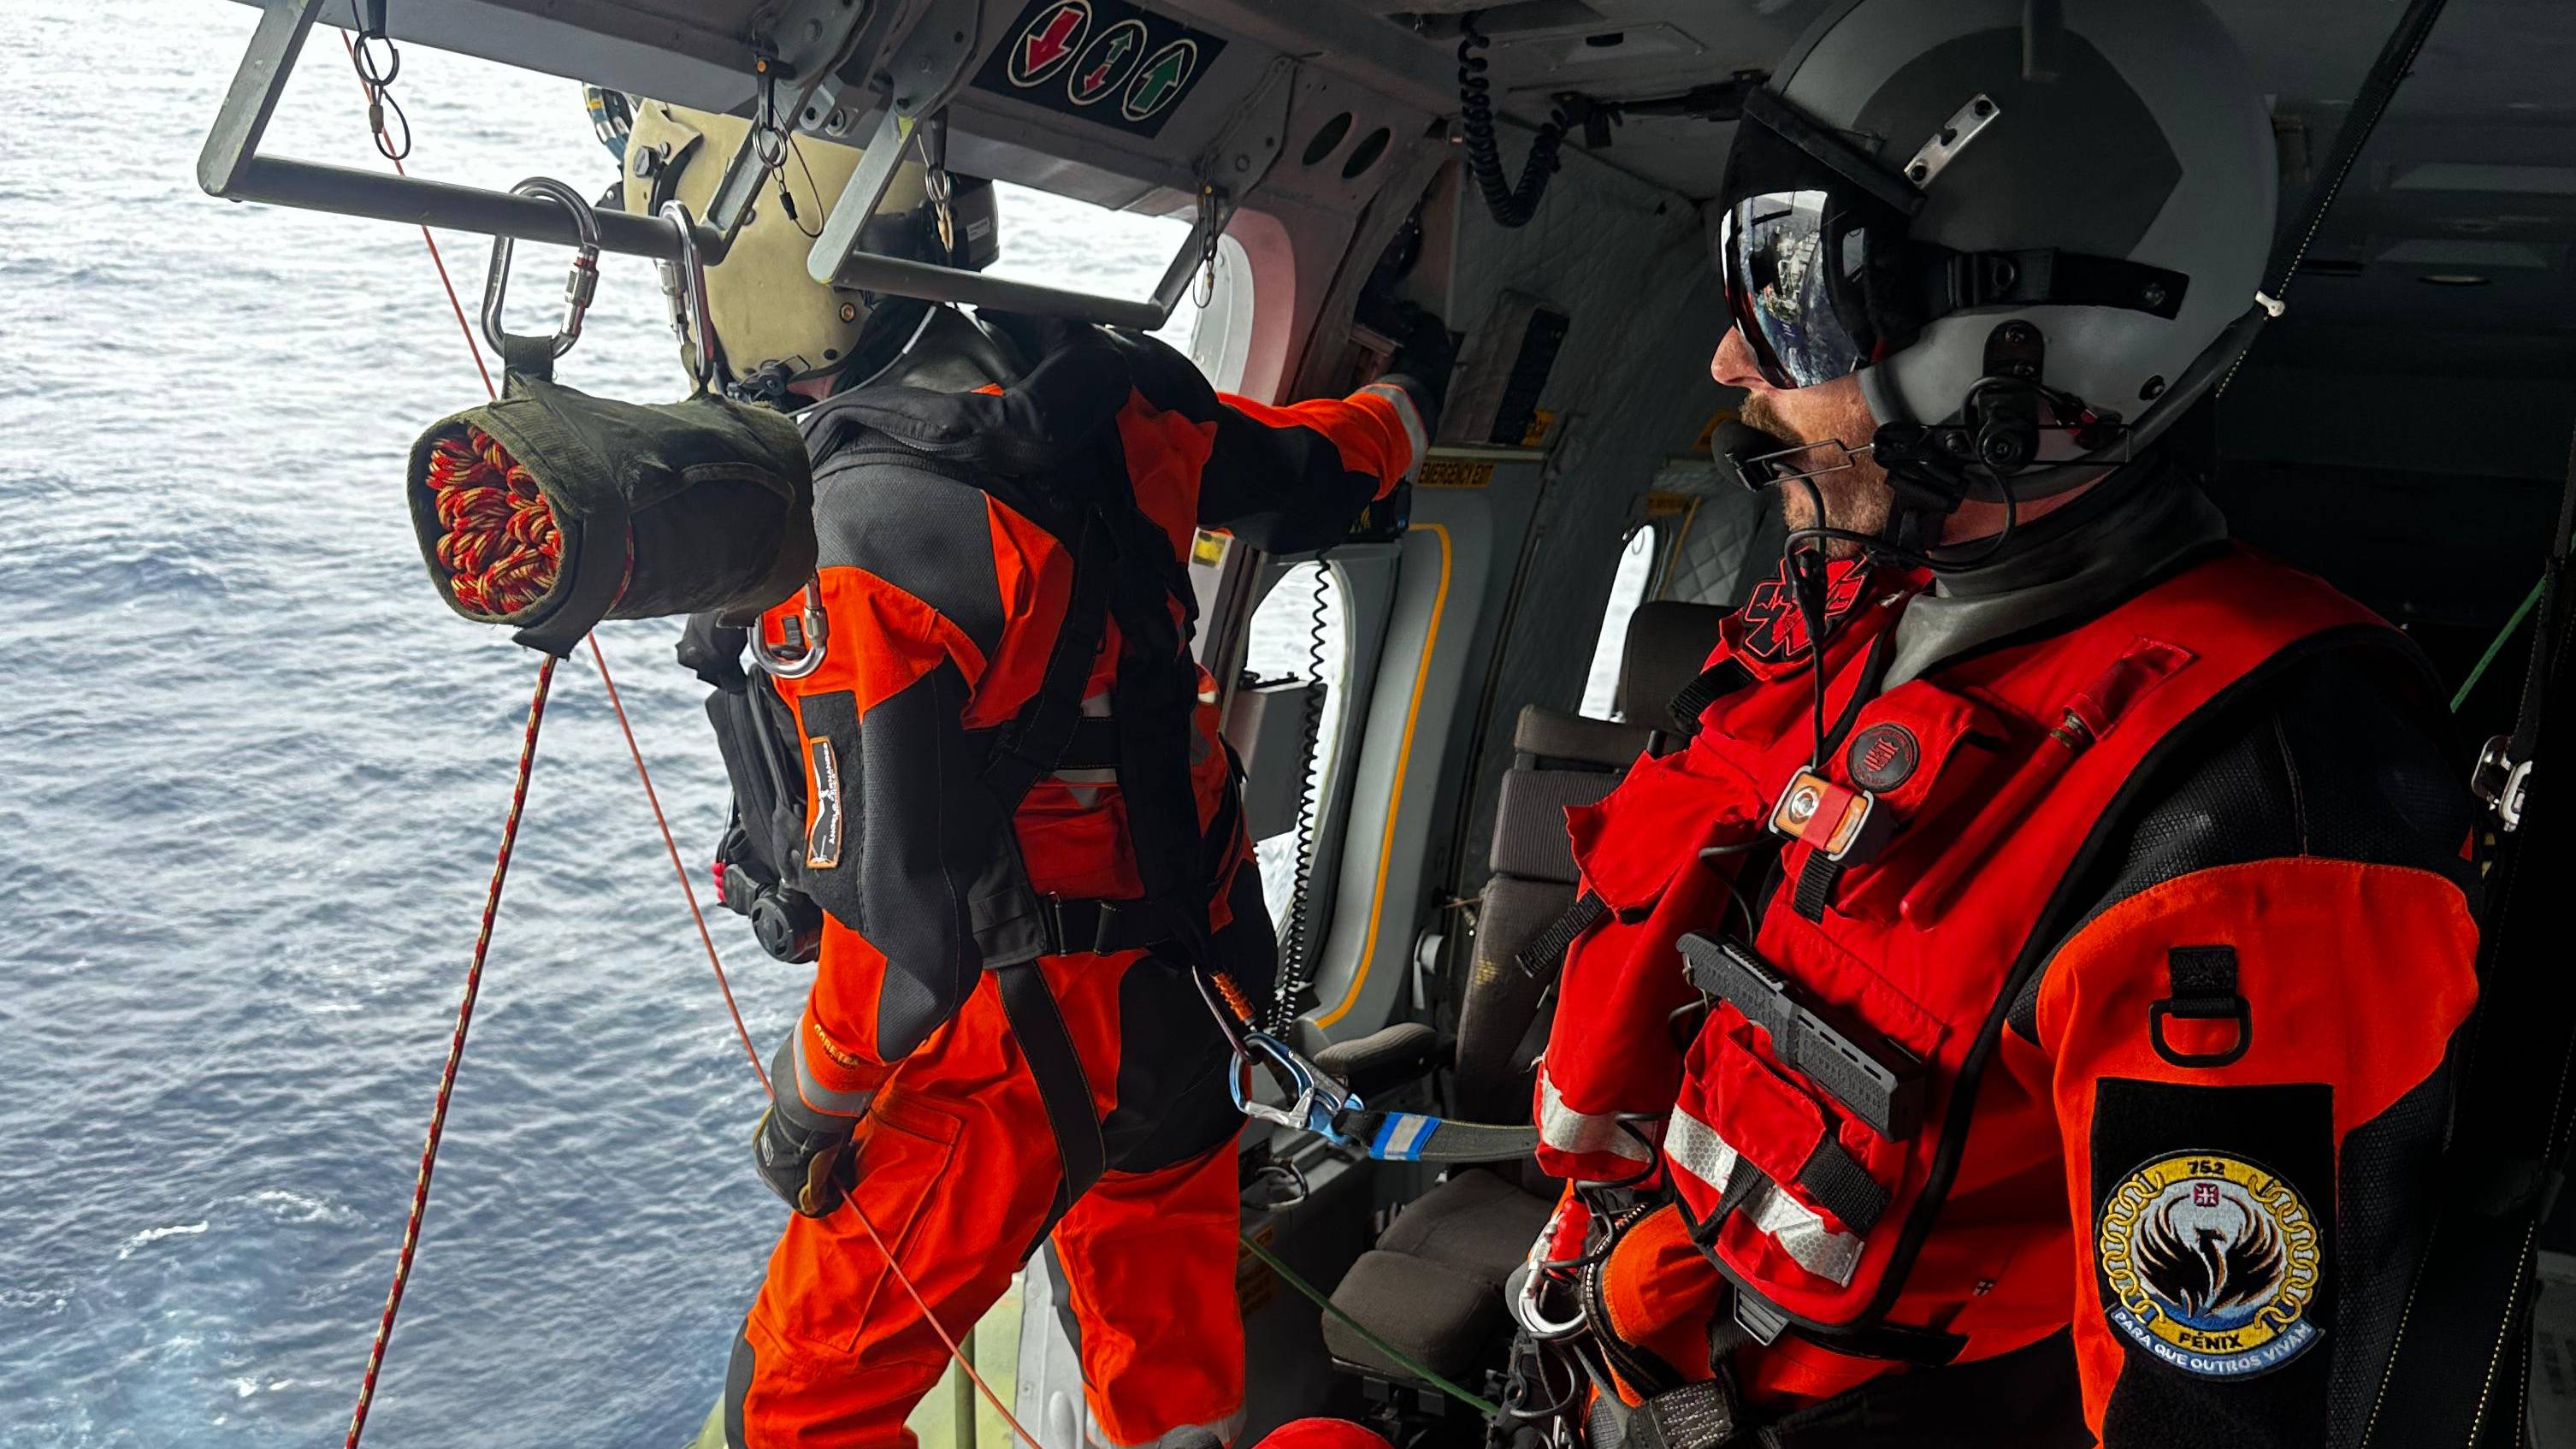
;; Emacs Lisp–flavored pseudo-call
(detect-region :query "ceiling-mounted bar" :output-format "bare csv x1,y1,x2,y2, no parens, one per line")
198,0,728,264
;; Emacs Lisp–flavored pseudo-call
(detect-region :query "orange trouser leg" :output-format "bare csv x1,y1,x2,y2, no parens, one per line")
1050,1135,1248,1448
730,978,1066,1449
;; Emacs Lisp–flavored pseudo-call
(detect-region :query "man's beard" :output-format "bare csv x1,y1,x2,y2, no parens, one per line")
1741,391,1891,555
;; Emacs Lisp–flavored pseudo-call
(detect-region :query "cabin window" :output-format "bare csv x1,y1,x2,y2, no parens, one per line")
987,183,1244,385
1245,562,1350,932
1580,525,1659,719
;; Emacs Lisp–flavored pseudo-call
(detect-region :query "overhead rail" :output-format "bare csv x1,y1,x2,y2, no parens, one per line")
199,0,1243,328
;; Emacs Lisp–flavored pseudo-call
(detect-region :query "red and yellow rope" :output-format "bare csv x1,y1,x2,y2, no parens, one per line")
422,424,563,617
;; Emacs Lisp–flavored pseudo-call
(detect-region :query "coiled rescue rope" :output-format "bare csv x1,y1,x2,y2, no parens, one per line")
421,424,562,616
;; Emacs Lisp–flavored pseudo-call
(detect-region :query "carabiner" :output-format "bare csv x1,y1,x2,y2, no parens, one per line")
1229,1029,1358,1145
751,575,830,679
482,176,601,359
656,198,718,387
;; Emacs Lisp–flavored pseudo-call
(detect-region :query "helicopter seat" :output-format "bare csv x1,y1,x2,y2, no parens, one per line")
1321,601,1723,1389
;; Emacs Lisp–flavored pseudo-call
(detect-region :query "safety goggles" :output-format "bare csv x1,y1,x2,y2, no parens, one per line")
1714,89,2190,393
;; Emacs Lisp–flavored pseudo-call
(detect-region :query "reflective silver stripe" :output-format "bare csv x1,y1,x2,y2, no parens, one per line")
1049,767,1120,784
791,1031,876,1118
1537,1071,1658,1163
1663,1104,1740,1192
1361,381,1430,482
1080,692,1114,719
1667,1107,1864,1287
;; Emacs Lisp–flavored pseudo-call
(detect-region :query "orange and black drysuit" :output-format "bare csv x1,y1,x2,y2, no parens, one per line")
1527,462,2481,1448
690,308,1428,1449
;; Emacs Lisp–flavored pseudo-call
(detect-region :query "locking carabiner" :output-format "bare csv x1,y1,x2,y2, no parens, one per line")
1229,1029,1360,1146
751,574,830,679
656,198,719,388
481,177,602,360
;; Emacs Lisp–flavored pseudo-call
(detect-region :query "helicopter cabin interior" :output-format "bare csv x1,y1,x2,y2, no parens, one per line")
198,0,2576,1442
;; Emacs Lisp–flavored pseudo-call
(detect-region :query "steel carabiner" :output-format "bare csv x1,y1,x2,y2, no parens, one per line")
481,177,601,360
656,198,719,388
1229,1028,1359,1144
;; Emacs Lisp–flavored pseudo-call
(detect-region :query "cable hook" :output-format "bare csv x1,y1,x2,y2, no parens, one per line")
656,198,718,387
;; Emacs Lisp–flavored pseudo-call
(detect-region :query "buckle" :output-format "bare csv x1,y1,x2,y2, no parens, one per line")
2473,734,2532,832
1768,767,1890,862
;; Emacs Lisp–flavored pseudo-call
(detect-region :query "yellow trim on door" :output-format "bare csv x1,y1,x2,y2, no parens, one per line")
1316,523,1452,1029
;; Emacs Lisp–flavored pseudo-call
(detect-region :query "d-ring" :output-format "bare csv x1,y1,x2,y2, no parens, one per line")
751,575,829,679
482,177,602,359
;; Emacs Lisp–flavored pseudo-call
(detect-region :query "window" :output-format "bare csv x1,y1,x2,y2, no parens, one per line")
987,182,1240,367
1580,526,1660,719
1244,563,1350,933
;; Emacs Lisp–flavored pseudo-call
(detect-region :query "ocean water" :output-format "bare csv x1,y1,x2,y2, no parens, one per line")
0,4,1202,1445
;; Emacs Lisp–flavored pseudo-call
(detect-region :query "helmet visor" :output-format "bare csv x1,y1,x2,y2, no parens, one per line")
1714,105,1918,391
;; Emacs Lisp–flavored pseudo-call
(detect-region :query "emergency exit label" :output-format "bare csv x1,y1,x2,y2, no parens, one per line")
975,0,1226,139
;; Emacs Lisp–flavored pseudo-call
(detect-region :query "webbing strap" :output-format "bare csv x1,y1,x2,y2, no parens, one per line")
1666,660,1753,740
1790,849,1843,922
1515,891,1605,980
982,519,1113,813
1627,1379,1743,1449
1793,1136,1890,1236
992,961,1108,1223
1341,1109,1539,1162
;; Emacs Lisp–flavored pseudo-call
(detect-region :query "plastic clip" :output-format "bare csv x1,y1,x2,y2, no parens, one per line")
481,177,601,359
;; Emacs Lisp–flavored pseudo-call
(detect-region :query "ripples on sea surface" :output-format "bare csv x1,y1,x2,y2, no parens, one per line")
0,4,1196,1443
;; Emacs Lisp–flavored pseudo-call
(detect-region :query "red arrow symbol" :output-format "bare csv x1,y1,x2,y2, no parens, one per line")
1022,6,1084,77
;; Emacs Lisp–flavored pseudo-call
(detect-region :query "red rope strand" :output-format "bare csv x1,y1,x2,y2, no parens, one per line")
422,424,563,616
583,636,772,1096
345,654,557,1449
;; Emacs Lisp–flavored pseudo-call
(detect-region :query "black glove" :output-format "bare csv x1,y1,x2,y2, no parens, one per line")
1381,305,1456,440
753,1040,863,1216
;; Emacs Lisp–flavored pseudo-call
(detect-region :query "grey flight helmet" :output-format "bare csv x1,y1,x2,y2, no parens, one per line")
1712,0,2277,496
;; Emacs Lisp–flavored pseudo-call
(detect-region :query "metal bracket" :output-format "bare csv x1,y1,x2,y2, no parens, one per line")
1903,94,2000,190
701,0,881,234
197,0,726,265
801,7,1244,328
2475,734,2534,832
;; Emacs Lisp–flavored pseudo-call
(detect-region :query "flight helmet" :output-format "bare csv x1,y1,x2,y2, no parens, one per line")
1712,0,2277,494
596,93,999,396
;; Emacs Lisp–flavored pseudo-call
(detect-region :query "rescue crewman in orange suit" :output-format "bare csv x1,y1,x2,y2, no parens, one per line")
1509,5,2484,1446
604,99,1445,1449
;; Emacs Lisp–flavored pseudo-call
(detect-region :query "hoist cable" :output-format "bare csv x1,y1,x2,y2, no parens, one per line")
344,655,557,1449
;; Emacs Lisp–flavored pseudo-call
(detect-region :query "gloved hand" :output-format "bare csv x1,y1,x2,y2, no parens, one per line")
753,1097,860,1216
1381,304,1455,440
753,1038,865,1216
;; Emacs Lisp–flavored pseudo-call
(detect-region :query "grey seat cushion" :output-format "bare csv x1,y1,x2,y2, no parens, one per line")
1617,600,1726,733
1513,705,1651,769
1457,876,1574,1121
1321,1251,1503,1381
1375,1167,1556,1281
1326,1169,1554,1382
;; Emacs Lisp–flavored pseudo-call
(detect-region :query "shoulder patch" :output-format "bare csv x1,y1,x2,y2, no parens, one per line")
2095,1150,2323,1378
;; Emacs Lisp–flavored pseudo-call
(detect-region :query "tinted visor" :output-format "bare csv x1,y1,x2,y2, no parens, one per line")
1715,105,1919,391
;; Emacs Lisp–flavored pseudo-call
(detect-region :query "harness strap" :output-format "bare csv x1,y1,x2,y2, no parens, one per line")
1666,660,1754,740
992,959,1108,1221
1516,891,1606,979
1340,1109,1539,1162
1626,1379,1744,1449
981,517,1114,813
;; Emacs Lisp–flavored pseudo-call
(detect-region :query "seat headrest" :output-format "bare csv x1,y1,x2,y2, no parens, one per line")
1615,600,1726,732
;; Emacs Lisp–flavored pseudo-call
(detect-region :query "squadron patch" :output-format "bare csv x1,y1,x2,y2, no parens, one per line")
2096,1151,2322,1378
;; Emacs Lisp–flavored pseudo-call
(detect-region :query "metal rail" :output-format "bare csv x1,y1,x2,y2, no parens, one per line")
199,0,1232,328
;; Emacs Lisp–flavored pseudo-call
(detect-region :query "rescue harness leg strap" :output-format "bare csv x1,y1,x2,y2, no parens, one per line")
994,960,1109,1234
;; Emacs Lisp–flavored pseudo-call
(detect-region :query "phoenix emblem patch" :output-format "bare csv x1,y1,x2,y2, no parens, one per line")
2096,1151,2322,1378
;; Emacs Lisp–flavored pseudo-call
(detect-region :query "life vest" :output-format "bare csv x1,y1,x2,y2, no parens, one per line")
1559,545,2395,1367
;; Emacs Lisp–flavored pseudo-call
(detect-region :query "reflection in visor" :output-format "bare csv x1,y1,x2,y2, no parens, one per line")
1720,189,1876,391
